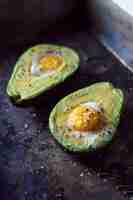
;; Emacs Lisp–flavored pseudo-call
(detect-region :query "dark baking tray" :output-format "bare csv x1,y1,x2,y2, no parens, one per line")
0,25,133,200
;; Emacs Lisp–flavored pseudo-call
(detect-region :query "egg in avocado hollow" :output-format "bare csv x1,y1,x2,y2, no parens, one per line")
7,44,80,103
49,82,124,152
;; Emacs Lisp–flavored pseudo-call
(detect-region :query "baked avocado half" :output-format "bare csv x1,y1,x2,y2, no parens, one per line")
49,82,124,152
7,44,79,103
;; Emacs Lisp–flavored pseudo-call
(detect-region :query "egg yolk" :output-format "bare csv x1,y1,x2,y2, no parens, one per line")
39,55,64,71
67,105,102,132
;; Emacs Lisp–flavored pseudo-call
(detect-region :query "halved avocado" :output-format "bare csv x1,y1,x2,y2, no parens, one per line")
7,44,80,103
49,82,124,152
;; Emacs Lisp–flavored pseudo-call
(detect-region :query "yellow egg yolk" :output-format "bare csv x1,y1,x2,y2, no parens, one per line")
39,55,64,71
67,105,102,132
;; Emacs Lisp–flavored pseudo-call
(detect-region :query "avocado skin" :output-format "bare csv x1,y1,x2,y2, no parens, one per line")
49,82,124,152
7,44,80,104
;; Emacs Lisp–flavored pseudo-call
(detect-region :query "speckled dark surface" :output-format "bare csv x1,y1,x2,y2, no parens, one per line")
0,28,133,200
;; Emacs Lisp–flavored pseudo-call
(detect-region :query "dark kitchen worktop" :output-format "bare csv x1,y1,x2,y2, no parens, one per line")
0,28,133,200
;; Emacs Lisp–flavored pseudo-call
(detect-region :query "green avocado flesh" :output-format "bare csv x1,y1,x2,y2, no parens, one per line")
49,82,124,152
7,44,80,103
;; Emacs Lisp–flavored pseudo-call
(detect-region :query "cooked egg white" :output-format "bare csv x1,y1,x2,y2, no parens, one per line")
31,51,65,77
65,101,113,145
82,101,102,112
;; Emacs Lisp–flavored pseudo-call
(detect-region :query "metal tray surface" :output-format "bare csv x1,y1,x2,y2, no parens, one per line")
0,29,133,200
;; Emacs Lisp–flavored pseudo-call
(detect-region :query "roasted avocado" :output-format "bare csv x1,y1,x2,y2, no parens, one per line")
7,44,79,103
49,82,124,152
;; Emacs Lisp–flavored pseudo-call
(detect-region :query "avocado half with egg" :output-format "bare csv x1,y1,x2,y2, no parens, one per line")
49,82,124,152
7,44,80,103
